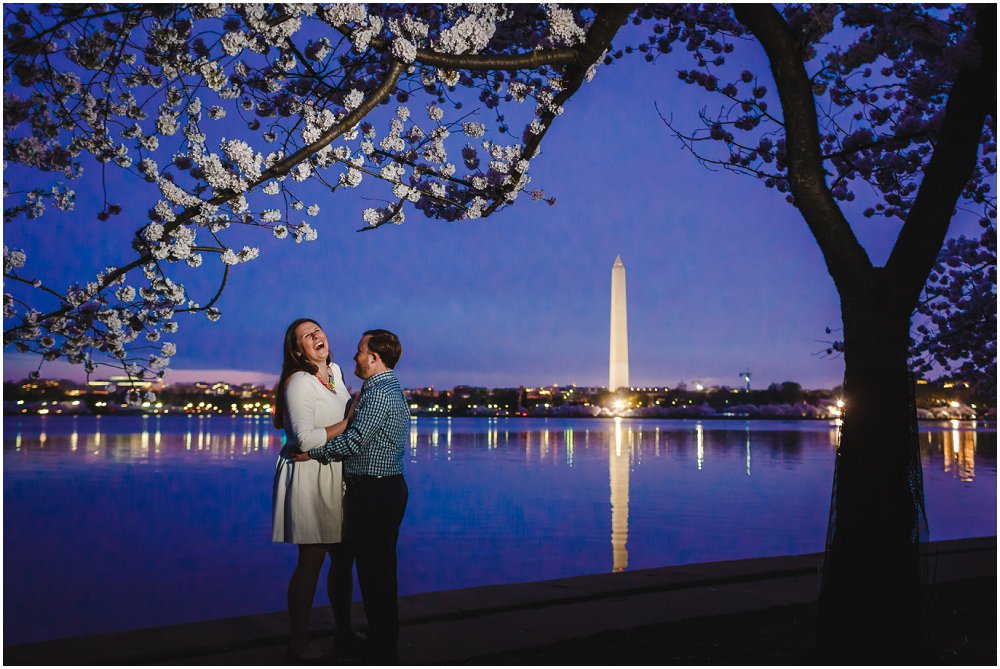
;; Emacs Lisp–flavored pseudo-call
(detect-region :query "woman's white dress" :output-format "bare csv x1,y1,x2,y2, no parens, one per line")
272,363,349,544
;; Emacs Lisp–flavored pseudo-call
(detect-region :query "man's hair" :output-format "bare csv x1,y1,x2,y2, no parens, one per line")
364,329,402,368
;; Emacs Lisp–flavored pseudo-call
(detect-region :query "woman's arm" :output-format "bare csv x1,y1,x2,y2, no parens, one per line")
285,374,328,450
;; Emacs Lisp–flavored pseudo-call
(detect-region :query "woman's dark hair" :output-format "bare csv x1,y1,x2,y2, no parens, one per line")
273,318,331,429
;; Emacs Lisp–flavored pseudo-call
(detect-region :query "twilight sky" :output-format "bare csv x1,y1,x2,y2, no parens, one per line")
3,35,977,391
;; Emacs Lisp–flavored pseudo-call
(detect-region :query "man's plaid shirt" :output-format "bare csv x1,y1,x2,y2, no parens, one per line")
308,369,408,477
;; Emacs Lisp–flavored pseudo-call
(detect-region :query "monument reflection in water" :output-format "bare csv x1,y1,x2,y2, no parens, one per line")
3,415,996,644
611,417,630,571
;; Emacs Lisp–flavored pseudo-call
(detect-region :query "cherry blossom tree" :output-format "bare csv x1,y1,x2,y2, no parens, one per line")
3,3,633,391
4,3,995,658
911,228,996,397
627,3,994,659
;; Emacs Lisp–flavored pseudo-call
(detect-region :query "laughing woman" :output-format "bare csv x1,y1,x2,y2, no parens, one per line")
272,318,360,661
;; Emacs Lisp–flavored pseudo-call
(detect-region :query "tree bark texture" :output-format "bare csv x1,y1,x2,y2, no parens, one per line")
818,286,927,661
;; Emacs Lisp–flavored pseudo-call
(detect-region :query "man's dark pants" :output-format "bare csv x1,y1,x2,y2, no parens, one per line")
343,474,408,660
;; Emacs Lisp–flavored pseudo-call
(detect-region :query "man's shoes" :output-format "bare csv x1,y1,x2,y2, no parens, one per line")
332,631,367,663
360,644,398,666
284,646,326,665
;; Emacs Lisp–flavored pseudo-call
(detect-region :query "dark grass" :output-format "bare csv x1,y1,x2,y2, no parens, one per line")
459,576,996,666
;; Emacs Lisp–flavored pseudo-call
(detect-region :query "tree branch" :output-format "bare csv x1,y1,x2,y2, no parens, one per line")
4,59,407,343
733,4,873,295
481,3,637,217
885,5,995,307
334,26,581,71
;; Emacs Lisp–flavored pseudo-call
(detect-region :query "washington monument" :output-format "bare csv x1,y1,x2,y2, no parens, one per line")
609,255,629,391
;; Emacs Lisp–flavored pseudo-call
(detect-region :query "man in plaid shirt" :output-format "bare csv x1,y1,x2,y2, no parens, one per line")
294,329,409,663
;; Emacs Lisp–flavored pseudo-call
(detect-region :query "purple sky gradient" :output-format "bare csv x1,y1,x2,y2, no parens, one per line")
3,41,979,391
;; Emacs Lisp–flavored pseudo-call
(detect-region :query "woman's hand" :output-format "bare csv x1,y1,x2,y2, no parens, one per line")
320,393,360,442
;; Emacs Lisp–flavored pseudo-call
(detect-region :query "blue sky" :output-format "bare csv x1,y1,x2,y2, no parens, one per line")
4,36,975,391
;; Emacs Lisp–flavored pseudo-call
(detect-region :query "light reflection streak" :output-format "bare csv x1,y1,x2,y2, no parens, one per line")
565,429,574,467
745,425,751,477
943,422,976,482
696,423,704,470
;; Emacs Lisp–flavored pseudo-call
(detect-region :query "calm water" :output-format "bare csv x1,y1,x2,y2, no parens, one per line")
3,415,996,644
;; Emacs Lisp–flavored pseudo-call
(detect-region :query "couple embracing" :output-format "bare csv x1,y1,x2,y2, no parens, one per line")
272,321,409,664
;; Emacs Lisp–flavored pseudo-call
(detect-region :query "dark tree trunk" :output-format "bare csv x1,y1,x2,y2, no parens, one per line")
730,4,991,662
819,281,928,661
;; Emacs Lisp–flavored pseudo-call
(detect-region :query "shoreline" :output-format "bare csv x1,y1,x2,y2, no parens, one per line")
4,412,995,424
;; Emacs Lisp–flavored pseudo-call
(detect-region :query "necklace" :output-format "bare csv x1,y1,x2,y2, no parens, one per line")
315,370,336,394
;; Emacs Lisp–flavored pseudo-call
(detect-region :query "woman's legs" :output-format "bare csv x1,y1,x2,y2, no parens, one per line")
287,544,328,657
327,540,357,640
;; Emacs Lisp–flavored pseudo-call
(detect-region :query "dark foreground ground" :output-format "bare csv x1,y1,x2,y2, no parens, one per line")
5,538,994,666
463,576,996,666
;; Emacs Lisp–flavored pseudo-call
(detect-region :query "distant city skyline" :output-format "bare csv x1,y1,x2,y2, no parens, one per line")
4,355,847,392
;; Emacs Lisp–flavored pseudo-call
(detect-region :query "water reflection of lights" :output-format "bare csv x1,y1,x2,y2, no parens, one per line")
745,425,751,477
944,421,977,482
565,429,574,466
696,423,704,471
613,416,623,456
